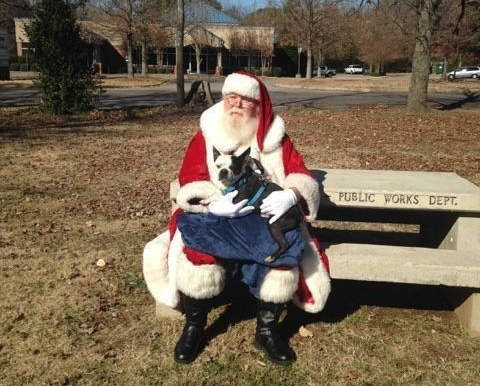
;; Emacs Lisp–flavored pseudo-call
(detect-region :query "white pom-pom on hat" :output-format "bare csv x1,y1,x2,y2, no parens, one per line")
222,73,260,100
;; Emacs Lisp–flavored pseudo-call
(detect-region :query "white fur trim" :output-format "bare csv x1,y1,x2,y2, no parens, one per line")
176,180,221,213
257,114,285,153
291,226,331,313
143,231,180,308
258,267,299,303
175,252,226,299
284,173,320,222
200,102,286,155
222,73,260,100
258,146,285,185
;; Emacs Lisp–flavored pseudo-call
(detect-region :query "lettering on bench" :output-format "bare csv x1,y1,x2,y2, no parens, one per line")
428,195,458,206
334,191,459,207
384,193,419,205
338,192,375,203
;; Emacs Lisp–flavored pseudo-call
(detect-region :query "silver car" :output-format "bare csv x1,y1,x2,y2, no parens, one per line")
447,66,480,80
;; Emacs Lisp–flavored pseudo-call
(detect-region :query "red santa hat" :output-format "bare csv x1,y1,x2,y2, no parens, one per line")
222,71,273,152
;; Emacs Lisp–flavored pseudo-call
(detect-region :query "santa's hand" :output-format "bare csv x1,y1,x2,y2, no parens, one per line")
260,189,298,224
208,190,255,218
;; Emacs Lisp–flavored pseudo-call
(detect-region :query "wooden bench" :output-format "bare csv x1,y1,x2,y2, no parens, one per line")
161,169,480,336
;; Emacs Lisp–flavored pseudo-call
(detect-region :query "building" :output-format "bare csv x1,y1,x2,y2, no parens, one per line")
14,3,274,75
0,29,10,80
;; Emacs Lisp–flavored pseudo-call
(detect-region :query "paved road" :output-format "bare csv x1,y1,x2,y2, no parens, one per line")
1,81,479,111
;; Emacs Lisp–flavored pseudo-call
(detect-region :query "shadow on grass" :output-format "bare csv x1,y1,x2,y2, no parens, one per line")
280,280,451,341
432,89,480,110
201,275,451,350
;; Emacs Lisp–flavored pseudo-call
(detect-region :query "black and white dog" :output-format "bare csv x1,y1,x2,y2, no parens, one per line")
213,147,303,263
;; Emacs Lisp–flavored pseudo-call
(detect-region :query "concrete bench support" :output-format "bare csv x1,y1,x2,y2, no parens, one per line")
156,302,182,320
454,292,480,337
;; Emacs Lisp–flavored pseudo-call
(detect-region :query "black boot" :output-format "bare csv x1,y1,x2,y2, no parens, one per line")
174,294,211,364
254,300,295,366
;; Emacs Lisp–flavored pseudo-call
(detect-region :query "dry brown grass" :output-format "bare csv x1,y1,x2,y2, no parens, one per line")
1,105,479,385
272,74,480,94
5,73,480,94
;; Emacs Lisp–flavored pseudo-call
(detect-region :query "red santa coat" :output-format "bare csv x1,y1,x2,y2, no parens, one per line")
143,101,330,312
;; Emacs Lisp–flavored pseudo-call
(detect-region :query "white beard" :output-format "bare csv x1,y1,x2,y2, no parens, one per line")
220,108,258,146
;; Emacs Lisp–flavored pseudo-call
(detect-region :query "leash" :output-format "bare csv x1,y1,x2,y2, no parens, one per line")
222,175,268,206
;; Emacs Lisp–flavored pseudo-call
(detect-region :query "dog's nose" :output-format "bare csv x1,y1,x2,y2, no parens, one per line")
219,169,229,180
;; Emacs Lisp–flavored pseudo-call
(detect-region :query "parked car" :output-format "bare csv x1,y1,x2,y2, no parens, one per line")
344,64,363,74
447,66,480,80
314,65,336,77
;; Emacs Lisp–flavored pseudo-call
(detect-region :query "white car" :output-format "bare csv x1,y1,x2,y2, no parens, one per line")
314,65,336,77
344,64,363,74
447,66,480,80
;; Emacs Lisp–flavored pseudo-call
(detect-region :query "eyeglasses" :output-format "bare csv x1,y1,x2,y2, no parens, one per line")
225,94,258,109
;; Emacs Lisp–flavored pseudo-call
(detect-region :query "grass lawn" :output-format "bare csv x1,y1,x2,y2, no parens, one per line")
1,105,479,385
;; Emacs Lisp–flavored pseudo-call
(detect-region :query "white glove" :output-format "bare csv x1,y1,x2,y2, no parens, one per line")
260,189,298,224
208,190,255,218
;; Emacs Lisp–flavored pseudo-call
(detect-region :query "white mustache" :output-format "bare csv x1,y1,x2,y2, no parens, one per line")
228,108,244,116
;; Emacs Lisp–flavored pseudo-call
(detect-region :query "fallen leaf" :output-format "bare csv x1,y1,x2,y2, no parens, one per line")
299,326,314,338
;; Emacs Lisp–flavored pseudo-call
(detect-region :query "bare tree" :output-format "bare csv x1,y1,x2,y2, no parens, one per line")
241,30,258,70
284,0,342,79
133,0,174,76
186,25,219,74
406,0,444,112
226,30,242,68
95,0,139,78
432,0,480,79
176,0,184,107
352,2,410,74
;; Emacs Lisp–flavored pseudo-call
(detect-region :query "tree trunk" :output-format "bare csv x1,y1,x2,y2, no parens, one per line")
407,0,442,113
195,44,201,74
141,40,147,76
127,33,133,78
306,47,312,79
441,56,447,80
176,0,185,107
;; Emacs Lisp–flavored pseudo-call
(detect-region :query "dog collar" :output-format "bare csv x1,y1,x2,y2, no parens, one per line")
222,176,268,207
222,175,249,195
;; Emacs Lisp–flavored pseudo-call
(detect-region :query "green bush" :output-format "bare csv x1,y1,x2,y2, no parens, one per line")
271,67,282,77
26,0,101,114
9,63,20,71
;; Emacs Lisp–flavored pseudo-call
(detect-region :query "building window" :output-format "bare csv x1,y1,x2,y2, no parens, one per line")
0,37,6,48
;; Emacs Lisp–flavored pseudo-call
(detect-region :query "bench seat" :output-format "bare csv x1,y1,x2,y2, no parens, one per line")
165,169,480,336
327,243,480,287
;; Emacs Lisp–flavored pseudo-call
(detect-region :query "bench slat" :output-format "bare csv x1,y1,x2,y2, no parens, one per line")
327,243,480,287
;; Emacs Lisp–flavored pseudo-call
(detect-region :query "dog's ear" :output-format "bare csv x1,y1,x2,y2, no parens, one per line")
212,147,220,161
238,147,250,161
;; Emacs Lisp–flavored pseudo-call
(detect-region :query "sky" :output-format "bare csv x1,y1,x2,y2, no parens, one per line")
220,0,279,12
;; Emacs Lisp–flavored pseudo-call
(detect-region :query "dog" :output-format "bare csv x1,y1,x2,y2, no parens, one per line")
213,147,303,263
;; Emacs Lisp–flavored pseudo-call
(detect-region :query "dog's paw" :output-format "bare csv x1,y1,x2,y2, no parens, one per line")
199,192,222,205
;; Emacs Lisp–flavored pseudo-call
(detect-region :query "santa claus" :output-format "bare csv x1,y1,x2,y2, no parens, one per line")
143,72,330,366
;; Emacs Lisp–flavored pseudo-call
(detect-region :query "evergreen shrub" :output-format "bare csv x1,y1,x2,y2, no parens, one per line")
26,0,101,114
